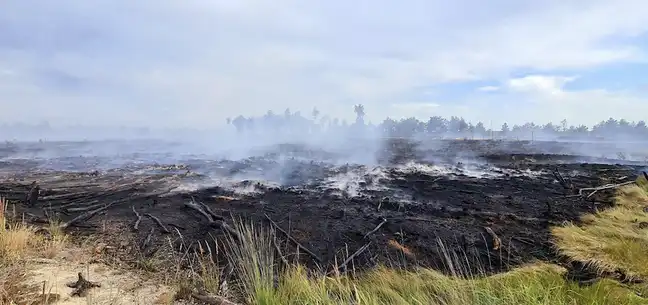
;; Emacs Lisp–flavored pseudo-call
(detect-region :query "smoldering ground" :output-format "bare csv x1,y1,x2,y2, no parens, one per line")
1,134,646,277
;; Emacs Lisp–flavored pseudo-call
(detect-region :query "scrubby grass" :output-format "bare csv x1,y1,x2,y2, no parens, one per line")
267,263,644,305
553,177,648,279
213,220,646,305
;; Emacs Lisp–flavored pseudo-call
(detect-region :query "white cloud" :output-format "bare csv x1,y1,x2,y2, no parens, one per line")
478,86,500,92
1,0,648,128
507,75,578,95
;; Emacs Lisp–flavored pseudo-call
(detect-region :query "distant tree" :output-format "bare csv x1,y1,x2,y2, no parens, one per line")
312,107,320,121
354,104,365,125
501,123,509,134
232,115,246,133
474,122,486,136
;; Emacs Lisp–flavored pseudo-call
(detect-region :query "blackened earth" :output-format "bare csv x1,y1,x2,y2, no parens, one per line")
1,138,646,275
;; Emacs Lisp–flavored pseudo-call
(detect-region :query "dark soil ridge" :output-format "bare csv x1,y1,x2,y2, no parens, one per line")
0,152,645,277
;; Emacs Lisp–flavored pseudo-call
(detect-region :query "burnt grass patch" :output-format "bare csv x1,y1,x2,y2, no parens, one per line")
0,139,646,278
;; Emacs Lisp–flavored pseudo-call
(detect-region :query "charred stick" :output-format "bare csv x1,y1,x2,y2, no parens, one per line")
197,200,224,221
184,200,239,239
57,199,100,209
212,220,241,241
264,214,322,263
338,242,372,272
59,199,123,229
145,213,171,234
363,218,387,239
132,206,142,231
184,200,214,222
141,227,154,250
39,190,93,202
67,272,101,297
67,202,107,212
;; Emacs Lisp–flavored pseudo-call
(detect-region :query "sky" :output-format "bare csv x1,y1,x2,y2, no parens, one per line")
1,0,648,129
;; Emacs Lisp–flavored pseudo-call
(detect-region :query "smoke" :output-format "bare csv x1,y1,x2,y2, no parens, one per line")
2,111,648,198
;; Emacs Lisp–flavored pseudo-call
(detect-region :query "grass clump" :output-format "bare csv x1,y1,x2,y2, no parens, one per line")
553,180,648,279
210,215,646,305
264,262,644,305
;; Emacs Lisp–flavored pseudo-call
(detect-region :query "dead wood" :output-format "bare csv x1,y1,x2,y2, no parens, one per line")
197,200,225,220
40,190,93,202
145,213,171,234
184,200,215,222
190,293,239,305
59,199,125,229
66,202,106,212
132,206,142,231
484,227,501,251
26,181,39,206
184,200,240,240
141,227,154,250
212,220,241,241
66,272,101,297
579,181,636,198
271,230,289,266
337,242,372,272
552,169,574,191
363,218,387,239
264,213,323,263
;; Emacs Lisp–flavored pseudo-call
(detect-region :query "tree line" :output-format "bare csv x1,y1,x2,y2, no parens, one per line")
227,104,648,140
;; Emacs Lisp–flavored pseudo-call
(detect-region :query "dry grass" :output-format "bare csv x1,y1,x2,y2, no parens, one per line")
553,178,648,279
0,197,68,305
196,217,646,305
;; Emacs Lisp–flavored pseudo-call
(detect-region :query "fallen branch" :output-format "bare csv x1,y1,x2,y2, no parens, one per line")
184,200,240,240
146,213,171,234
59,200,123,229
363,218,387,239
264,213,322,263
67,202,106,212
132,206,142,231
196,198,224,220
184,200,214,222
272,231,289,266
67,272,101,297
337,242,372,272
579,181,636,198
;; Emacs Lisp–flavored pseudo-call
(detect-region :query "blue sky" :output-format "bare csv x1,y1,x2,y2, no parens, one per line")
1,0,648,129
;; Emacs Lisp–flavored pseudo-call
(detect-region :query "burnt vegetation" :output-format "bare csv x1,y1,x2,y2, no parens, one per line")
1,141,645,277
1,106,648,303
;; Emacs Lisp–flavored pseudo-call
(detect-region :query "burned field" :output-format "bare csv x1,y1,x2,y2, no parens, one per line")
0,139,646,276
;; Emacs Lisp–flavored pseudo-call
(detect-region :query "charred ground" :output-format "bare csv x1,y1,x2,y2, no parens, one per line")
0,139,645,276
